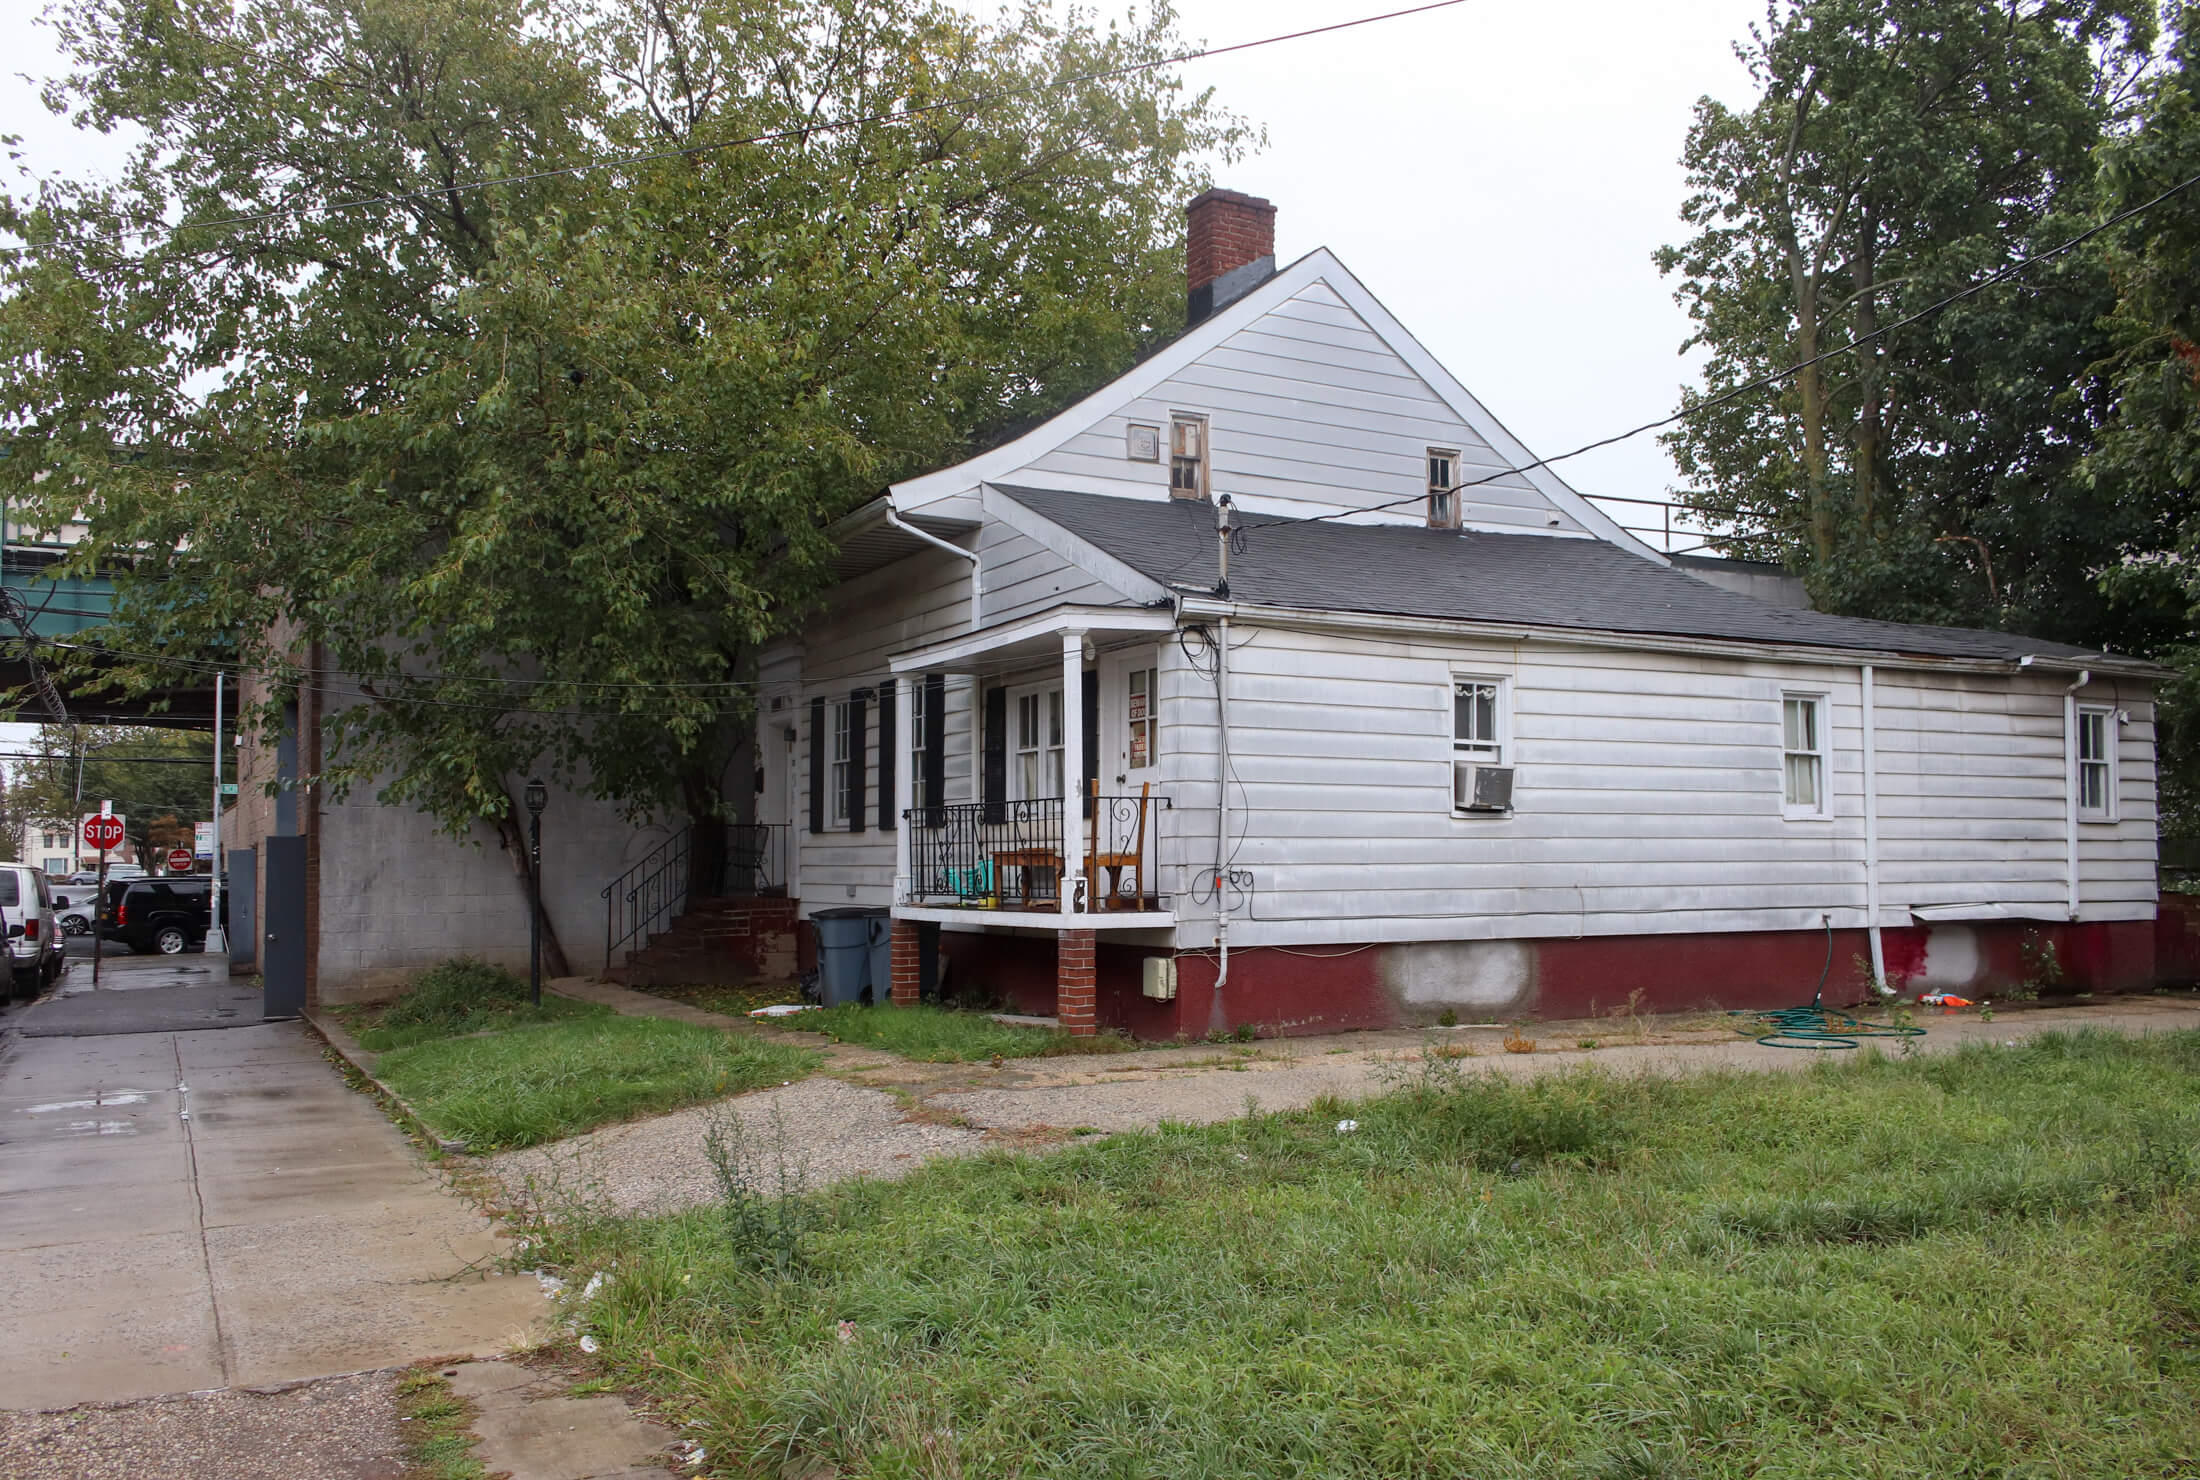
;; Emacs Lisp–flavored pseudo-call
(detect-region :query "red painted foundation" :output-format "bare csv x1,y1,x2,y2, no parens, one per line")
936,914,2161,1040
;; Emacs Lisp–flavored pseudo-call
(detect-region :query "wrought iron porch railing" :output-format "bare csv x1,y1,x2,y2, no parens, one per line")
600,822,787,972
904,794,1171,912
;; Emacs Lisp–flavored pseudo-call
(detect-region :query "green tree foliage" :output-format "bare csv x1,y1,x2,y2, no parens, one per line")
1658,0,2167,645
2093,3,2200,825
0,0,1246,883
7,725,216,870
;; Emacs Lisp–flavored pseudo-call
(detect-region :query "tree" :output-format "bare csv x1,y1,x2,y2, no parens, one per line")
2091,2,2200,828
7,725,216,870
1657,0,2164,643
0,0,1247,917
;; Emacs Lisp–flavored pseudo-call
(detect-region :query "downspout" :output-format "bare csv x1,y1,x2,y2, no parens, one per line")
884,495,980,630
1860,664,1888,995
2063,669,2092,920
1210,495,1235,1033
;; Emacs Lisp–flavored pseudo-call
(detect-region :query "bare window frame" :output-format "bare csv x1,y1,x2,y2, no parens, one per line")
1427,447,1462,529
1169,414,1209,501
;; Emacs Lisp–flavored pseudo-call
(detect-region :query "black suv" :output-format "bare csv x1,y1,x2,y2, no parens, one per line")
97,877,225,955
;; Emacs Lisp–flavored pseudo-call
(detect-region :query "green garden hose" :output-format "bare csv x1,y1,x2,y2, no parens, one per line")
1727,918,1928,1051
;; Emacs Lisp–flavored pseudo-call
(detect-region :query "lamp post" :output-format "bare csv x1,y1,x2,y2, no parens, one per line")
524,779,547,1007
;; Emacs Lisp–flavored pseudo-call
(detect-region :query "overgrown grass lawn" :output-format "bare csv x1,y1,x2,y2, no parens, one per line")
375,1016,821,1150
799,1002,1133,1062
535,1030,2200,1478
345,957,605,1052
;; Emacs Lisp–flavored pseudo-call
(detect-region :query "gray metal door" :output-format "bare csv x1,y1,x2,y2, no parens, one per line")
262,835,306,1019
227,847,257,969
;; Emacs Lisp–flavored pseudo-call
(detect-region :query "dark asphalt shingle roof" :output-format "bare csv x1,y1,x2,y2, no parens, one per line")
995,485,2113,664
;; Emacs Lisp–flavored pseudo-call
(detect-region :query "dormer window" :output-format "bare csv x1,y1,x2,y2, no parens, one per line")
1170,415,1208,500
1427,448,1460,528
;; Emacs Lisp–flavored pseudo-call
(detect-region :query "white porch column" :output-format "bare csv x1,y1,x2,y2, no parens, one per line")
894,674,916,901
1061,629,1086,914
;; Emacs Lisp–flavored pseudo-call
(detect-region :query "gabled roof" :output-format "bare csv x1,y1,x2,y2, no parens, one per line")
994,486,2123,667
890,248,1661,560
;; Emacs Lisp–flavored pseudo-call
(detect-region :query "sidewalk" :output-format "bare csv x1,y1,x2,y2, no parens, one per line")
0,1020,547,1409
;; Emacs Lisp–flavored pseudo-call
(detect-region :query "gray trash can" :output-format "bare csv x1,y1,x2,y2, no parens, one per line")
812,908,873,1008
863,909,894,1007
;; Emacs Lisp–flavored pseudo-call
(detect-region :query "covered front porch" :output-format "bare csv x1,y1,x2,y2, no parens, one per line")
886,606,1178,1033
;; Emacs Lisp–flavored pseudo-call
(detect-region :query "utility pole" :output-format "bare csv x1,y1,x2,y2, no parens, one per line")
206,672,226,957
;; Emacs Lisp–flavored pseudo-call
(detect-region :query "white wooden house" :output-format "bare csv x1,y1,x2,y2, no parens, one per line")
759,190,2162,1037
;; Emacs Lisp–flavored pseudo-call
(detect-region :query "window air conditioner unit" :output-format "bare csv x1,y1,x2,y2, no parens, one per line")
1454,761,1515,812
1142,956,1178,1001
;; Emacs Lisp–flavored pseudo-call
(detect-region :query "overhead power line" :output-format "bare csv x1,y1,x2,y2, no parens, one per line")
1273,164,2200,538
89,0,1474,246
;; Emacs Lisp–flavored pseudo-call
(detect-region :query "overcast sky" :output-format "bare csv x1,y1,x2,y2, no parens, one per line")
0,0,1763,533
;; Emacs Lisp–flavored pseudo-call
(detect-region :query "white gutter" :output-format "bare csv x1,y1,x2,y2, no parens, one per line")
1860,664,1885,994
883,495,981,630
1173,596,2168,681
2063,669,2092,919
1211,497,1235,1034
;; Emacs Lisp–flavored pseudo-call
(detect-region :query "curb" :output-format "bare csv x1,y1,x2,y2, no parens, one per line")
304,1010,471,1155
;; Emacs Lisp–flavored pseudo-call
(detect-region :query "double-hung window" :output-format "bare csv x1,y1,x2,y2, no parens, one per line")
1427,449,1461,529
1781,693,1828,818
828,699,854,827
909,681,933,814
1169,414,1208,500
1014,688,1065,799
2077,705,2117,821
1454,679,1503,763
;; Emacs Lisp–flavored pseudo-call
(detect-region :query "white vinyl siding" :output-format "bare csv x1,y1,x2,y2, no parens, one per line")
1000,282,1588,532
2077,705,2115,821
1781,693,1828,819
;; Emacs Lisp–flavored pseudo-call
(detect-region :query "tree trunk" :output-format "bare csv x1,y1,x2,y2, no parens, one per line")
495,795,572,978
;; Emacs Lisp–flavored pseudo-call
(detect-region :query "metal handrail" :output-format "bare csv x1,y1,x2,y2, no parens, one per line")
599,823,787,972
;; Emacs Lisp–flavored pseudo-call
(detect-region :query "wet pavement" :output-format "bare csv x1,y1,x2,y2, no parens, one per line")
0,991,547,1409
13,950,266,1038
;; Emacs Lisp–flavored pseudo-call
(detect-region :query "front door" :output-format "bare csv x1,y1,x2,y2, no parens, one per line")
262,834,306,1019
1101,648,1161,795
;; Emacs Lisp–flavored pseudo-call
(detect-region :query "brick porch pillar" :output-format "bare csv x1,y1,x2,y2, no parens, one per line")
1058,929,1097,1036
889,919,921,1006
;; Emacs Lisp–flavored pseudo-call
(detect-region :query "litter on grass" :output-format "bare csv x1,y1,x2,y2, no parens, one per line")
749,1004,820,1018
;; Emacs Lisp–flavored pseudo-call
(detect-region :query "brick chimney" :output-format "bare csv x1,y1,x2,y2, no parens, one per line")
1186,188,1276,326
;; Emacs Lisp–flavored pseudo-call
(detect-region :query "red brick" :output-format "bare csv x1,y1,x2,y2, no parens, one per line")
890,919,922,1007
1057,929,1098,1036
1187,188,1275,298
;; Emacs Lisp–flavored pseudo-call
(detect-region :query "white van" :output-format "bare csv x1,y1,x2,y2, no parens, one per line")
2,865,67,1001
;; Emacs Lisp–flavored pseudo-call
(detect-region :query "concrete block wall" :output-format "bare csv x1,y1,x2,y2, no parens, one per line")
314,778,675,1003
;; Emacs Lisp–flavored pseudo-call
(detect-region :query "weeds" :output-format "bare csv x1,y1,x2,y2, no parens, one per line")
353,958,601,1051
374,1018,821,1149
395,1368,483,1480
799,1003,1132,1062
2012,928,2064,1001
535,1030,2200,1478
703,1110,815,1277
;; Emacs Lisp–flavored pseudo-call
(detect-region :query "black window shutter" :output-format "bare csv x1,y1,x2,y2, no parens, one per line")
877,678,897,832
1081,668,1099,820
846,690,867,833
923,673,946,826
808,697,825,834
982,685,1007,825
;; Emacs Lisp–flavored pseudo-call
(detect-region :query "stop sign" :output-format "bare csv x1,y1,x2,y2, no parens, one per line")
167,847,195,874
83,815,124,852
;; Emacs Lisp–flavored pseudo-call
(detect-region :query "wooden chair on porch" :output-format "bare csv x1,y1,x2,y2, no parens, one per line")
1086,782,1152,911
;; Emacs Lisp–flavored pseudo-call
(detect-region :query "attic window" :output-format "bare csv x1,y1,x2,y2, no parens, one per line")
1427,449,1461,528
1170,415,1208,500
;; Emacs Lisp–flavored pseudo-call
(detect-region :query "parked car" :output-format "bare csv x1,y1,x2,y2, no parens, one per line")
48,881,97,937
97,876,225,956
2,865,66,999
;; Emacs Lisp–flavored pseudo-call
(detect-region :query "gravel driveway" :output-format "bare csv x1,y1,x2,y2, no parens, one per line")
489,1074,990,1216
